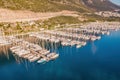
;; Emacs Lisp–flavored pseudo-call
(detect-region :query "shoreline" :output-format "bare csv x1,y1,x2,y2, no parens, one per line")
0,21,120,36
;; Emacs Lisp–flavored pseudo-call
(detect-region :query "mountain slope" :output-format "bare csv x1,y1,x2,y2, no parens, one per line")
0,0,89,12
0,0,119,12
81,0,120,11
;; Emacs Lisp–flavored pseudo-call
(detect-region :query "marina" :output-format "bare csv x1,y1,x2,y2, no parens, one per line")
0,0,120,79
0,22,120,64
29,22,120,48
1,28,120,80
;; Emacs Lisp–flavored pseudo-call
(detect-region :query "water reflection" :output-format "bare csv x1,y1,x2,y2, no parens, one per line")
0,31,120,80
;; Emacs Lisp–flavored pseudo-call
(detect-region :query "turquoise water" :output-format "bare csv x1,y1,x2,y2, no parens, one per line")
0,31,120,80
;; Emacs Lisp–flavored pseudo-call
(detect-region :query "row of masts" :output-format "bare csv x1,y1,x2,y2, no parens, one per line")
10,40,59,63
0,36,59,63
0,22,120,63
29,22,120,48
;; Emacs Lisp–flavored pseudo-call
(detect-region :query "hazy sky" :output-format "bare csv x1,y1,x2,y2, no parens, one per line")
110,0,120,6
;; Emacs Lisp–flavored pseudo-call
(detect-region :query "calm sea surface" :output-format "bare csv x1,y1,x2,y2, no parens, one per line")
0,31,120,80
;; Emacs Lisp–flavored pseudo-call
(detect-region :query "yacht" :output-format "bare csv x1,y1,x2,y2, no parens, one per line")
37,58,47,63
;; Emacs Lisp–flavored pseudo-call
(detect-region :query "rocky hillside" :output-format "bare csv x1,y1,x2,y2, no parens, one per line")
0,0,119,12
0,0,89,12
81,0,120,11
